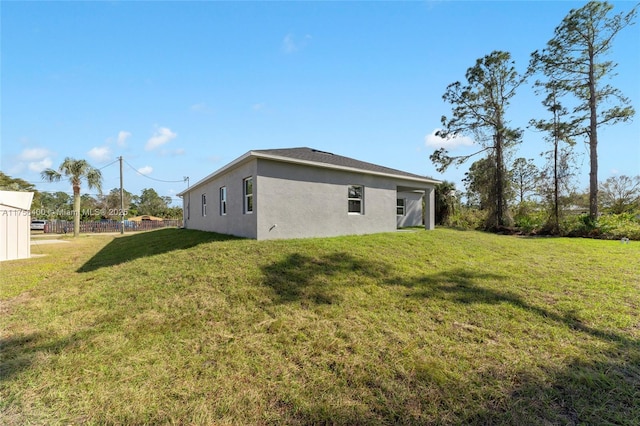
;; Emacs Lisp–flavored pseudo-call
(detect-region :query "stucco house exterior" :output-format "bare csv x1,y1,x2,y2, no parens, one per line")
0,190,34,261
178,147,440,240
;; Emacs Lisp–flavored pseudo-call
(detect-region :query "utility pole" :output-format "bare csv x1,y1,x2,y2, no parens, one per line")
119,156,125,234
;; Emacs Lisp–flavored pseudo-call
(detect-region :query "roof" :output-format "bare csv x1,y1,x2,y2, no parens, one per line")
179,147,440,195
0,190,34,211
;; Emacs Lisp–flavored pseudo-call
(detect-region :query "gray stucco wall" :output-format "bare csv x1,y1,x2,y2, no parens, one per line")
256,160,416,240
183,160,258,239
182,157,437,240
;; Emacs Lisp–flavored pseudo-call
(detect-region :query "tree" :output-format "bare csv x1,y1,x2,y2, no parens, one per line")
0,171,41,208
133,188,172,217
80,194,100,220
511,158,539,204
532,1,637,221
463,157,495,211
434,181,459,225
430,50,524,230
102,187,134,219
41,157,103,236
0,171,36,192
599,175,640,214
36,191,73,220
528,78,578,234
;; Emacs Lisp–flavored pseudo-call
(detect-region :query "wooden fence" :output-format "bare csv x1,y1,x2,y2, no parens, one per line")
44,219,182,234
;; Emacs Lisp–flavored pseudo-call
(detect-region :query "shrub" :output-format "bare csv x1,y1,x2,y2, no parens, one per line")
445,207,485,230
596,213,640,240
562,213,640,240
513,202,547,233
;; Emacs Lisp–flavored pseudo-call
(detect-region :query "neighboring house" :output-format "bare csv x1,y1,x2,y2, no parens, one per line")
128,215,165,222
0,190,34,261
178,147,440,240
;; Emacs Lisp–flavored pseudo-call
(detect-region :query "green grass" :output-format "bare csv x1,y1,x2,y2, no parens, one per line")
2,228,639,425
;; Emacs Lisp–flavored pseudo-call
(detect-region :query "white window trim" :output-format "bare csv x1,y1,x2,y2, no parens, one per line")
243,177,254,214
397,198,406,216
347,185,364,215
202,193,207,217
220,186,227,216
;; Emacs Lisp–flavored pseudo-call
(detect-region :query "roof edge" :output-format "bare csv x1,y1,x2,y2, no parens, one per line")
178,148,441,196
251,151,441,185
177,150,253,196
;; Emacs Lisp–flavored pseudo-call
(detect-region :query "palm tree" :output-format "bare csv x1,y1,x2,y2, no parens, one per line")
41,157,102,237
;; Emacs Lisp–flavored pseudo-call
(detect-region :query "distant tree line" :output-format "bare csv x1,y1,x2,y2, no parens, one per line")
1,171,182,222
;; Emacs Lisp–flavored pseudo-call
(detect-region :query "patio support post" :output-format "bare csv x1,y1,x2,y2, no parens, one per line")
424,186,435,230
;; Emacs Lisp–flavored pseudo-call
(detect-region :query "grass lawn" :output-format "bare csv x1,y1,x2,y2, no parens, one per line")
2,228,639,425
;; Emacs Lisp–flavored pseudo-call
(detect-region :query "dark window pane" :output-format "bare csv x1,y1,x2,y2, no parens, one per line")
348,186,362,199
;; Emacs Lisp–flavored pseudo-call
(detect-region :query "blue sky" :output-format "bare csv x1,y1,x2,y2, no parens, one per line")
2,1,638,205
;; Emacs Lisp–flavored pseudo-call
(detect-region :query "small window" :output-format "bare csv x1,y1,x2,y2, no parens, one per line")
243,177,253,214
348,185,364,214
201,194,207,217
397,198,406,216
220,186,227,216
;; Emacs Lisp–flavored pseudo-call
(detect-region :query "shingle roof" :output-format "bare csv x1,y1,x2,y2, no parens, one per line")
253,147,438,182
179,147,439,196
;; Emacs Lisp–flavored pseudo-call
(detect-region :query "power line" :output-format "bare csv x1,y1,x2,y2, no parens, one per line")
123,159,186,183
98,159,119,170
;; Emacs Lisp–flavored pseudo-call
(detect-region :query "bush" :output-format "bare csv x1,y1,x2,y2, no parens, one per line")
441,207,640,240
563,213,640,240
596,213,640,240
445,207,485,230
513,202,547,233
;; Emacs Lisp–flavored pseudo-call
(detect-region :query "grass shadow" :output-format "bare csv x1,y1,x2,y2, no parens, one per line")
0,332,79,383
386,268,640,423
504,349,640,425
77,228,240,273
260,252,390,305
390,268,634,345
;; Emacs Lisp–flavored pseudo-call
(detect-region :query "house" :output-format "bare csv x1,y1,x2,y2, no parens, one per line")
178,147,440,240
0,190,34,261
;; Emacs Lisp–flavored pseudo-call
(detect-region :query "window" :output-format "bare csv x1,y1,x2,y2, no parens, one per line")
348,185,364,214
201,193,207,217
220,186,227,215
243,177,253,214
397,198,406,216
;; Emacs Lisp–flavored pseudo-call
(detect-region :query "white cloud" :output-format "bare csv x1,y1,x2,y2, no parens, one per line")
252,102,266,111
28,157,53,173
117,131,132,146
137,165,153,175
16,147,54,173
425,129,474,150
19,147,52,161
281,33,311,54
87,146,112,163
145,127,177,151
